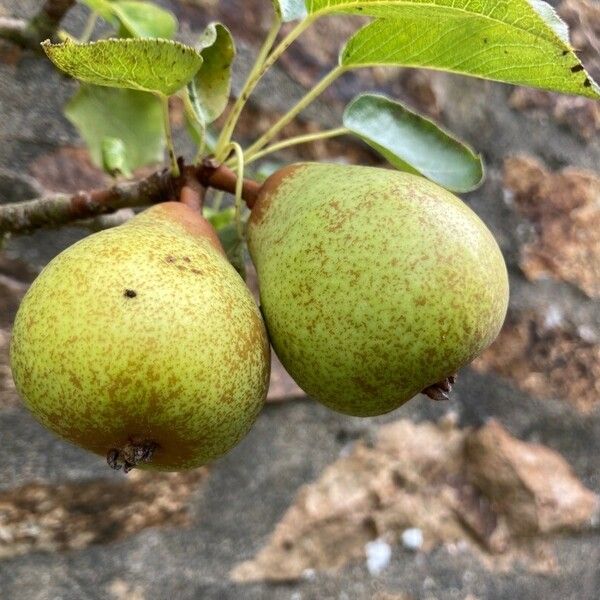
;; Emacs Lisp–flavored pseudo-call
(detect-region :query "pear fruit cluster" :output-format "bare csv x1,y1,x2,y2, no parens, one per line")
10,164,508,471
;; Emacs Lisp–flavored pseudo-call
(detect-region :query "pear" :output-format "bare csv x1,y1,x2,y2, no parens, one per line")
247,163,508,417
10,202,270,471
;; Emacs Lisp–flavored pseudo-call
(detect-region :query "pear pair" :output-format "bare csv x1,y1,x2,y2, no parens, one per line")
11,164,508,471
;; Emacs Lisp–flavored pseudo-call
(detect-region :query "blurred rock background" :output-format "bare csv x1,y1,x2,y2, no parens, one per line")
0,0,599,598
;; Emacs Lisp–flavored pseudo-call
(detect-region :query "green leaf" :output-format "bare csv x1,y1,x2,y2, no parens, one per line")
218,222,247,279
65,85,165,174
343,94,483,192
79,0,116,22
302,0,599,99
79,0,177,38
189,23,235,124
204,206,236,230
101,137,129,176
203,206,247,277
42,38,203,96
271,0,307,21
112,1,177,38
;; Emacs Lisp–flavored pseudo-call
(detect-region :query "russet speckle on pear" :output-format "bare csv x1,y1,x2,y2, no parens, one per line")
10,202,270,471
247,163,509,417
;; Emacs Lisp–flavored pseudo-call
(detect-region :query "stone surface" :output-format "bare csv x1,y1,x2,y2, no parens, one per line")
231,419,597,582
503,155,600,299
474,311,600,413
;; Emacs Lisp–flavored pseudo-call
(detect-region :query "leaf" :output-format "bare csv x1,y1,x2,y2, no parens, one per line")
189,23,235,124
80,0,116,22
101,137,129,176
343,94,483,192
271,0,307,21
42,38,203,96
219,223,247,279
203,206,246,277
65,84,165,174
80,0,177,38
112,1,177,38
204,206,236,230
301,0,599,99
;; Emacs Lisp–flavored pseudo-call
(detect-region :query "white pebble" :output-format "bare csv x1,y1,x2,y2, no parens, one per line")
401,527,424,551
543,305,563,330
365,538,392,575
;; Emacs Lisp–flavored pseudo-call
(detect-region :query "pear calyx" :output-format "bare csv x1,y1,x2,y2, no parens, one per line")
107,441,159,473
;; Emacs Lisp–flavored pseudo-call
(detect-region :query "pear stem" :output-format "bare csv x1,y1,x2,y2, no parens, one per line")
179,168,205,211
194,159,261,208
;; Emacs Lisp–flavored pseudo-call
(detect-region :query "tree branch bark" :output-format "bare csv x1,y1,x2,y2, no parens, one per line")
0,161,261,235
0,0,75,51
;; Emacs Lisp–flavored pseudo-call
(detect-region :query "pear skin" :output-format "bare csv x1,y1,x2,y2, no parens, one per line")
11,202,270,470
247,163,508,417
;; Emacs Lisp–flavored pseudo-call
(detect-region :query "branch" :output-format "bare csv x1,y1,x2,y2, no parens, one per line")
0,160,261,235
0,0,75,51
196,159,261,209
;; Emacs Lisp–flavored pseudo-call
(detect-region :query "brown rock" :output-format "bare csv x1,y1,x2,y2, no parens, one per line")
473,311,600,412
230,419,598,582
0,469,208,559
372,593,413,600
503,155,600,298
509,88,600,141
466,420,599,536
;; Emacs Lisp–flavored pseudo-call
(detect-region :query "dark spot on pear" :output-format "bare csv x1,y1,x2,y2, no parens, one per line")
571,64,584,73
124,289,137,298
584,78,592,87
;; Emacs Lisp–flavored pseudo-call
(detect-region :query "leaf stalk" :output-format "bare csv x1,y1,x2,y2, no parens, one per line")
244,65,346,157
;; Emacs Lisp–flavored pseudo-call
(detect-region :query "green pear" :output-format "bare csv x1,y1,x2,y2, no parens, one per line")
247,163,509,417
11,202,270,471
